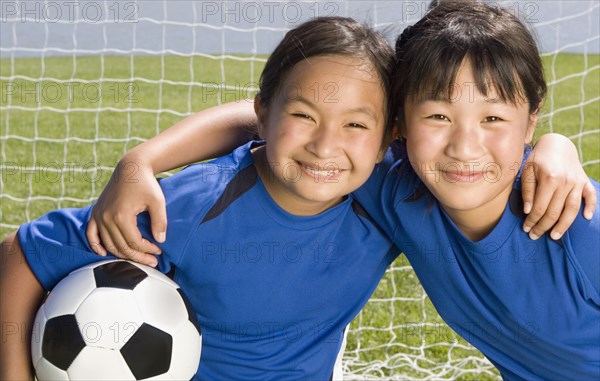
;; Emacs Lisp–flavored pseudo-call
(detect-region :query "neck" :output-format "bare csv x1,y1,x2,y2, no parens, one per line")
442,186,513,242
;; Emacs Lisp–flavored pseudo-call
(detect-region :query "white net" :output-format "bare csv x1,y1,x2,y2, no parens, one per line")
1,1,598,379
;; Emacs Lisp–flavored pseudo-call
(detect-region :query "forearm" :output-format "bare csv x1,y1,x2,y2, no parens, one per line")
126,100,257,174
0,232,45,381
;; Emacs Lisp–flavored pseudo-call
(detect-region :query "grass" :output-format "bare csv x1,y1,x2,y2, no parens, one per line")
1,53,599,379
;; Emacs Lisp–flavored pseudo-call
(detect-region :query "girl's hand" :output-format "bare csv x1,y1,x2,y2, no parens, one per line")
521,134,596,240
86,158,166,267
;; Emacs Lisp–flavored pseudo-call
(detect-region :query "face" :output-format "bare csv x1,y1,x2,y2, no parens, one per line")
254,55,387,215
403,59,536,221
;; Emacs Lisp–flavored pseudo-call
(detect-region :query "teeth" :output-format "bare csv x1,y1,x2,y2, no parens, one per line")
302,164,340,177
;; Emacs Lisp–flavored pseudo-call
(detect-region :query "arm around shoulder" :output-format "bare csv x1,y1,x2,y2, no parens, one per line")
1,231,45,381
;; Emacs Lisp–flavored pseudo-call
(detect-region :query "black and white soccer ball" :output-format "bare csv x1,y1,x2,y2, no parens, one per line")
32,260,201,380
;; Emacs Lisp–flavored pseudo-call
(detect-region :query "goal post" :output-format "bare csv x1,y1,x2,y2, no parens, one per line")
1,1,598,379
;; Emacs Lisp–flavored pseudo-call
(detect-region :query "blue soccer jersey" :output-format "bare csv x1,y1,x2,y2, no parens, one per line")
18,142,398,380
353,140,600,380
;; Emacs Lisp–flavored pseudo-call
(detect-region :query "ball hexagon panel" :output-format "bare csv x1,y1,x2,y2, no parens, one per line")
74,287,143,349
42,315,86,371
133,276,188,332
120,323,173,380
93,261,148,290
42,268,97,318
34,357,69,381
168,320,203,380
68,346,135,380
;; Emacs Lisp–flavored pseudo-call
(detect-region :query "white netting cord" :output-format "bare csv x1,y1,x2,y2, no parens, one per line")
0,1,598,379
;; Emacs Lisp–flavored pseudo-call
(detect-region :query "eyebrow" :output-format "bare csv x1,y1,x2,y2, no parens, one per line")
414,93,508,105
287,96,380,121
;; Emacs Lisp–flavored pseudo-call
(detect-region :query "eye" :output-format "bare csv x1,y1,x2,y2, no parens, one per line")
482,116,503,122
292,113,314,121
428,114,450,121
347,122,367,129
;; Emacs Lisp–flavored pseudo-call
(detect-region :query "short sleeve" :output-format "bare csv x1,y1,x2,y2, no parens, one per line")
352,148,398,238
563,180,600,301
17,206,114,290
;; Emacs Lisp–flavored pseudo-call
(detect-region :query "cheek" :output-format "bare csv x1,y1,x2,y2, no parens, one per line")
405,126,440,163
484,130,527,163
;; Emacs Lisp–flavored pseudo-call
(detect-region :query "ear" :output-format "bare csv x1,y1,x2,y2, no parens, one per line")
525,103,541,144
254,95,268,139
376,122,401,163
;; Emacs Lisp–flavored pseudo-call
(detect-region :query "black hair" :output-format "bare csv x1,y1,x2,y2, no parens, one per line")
393,0,546,119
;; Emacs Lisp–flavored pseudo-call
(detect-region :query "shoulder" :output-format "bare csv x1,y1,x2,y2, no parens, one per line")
158,142,259,218
562,179,600,299
159,142,256,195
17,206,108,290
18,206,94,250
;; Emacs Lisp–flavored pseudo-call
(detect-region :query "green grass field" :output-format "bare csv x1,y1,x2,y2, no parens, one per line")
1,53,598,379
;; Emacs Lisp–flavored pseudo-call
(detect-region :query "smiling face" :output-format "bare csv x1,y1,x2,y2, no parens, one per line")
254,55,387,216
403,59,536,237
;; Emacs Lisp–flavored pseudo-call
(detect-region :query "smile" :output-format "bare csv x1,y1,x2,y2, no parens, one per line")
300,163,341,178
442,170,485,183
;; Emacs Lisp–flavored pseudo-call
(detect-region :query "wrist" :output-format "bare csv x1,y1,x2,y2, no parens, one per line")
118,151,157,177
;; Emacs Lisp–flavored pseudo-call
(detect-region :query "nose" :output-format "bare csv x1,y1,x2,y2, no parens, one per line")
444,121,485,162
305,124,342,159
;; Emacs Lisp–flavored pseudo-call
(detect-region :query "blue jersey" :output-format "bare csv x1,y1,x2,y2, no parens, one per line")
18,142,397,380
353,140,600,380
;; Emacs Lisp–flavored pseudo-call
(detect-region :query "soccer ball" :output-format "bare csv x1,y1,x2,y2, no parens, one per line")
32,260,202,380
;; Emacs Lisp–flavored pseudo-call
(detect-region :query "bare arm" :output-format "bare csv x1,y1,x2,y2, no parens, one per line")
128,100,257,174
0,232,46,381
86,101,257,265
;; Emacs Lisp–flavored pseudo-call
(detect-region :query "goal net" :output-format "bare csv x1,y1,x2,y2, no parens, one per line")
1,1,598,379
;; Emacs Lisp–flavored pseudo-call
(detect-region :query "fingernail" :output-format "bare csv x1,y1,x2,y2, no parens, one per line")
584,211,593,220
529,232,539,240
550,231,562,240
523,224,531,233
156,232,166,243
524,202,532,214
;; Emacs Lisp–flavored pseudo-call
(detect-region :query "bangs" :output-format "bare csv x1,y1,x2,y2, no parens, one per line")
403,39,527,106
393,2,546,115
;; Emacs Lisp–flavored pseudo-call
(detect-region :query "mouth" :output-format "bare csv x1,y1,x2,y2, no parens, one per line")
442,170,485,183
299,162,342,179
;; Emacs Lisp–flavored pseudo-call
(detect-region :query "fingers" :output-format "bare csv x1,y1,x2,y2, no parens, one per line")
148,196,168,243
526,181,595,241
87,209,161,267
582,180,597,220
86,219,108,256
544,188,583,240
520,162,537,215
525,186,567,240
102,214,161,267
522,171,555,236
